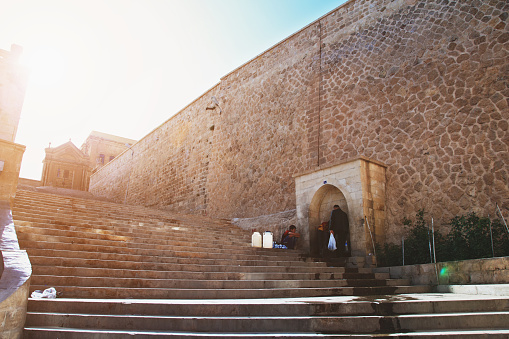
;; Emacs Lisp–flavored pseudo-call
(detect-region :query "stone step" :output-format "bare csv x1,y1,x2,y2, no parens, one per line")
15,221,253,249
25,310,509,333
28,255,354,274
15,224,293,258
13,211,248,240
15,222,253,252
32,265,384,281
19,239,303,262
30,274,397,290
23,247,318,268
16,229,296,258
27,284,431,299
22,328,509,339
13,206,241,234
26,295,509,316
13,191,238,230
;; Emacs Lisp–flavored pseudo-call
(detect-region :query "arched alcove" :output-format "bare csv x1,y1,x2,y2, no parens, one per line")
294,157,387,261
308,184,348,255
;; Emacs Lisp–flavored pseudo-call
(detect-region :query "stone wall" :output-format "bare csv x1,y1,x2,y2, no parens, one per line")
374,256,509,287
90,0,508,244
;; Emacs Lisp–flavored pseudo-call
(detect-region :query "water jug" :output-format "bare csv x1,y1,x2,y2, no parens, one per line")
251,231,262,248
262,231,273,248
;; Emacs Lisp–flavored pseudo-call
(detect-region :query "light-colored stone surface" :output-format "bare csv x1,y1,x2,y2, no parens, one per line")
231,209,297,245
437,284,509,296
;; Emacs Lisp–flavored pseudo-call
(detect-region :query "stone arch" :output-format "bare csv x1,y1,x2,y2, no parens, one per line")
308,184,349,255
295,157,387,263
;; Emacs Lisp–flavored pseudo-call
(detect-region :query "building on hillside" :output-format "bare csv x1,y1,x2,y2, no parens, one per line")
89,0,509,258
41,141,90,191
0,44,27,202
80,131,136,173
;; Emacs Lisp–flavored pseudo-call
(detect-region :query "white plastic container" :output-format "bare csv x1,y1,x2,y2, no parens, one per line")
262,231,273,248
251,231,262,248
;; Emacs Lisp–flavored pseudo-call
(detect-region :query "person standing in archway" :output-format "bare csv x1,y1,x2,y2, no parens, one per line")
329,205,349,257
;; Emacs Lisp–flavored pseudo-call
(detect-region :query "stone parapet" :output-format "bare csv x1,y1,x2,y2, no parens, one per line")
0,200,31,339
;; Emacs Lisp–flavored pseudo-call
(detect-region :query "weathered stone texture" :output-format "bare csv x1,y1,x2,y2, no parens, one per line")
90,0,508,244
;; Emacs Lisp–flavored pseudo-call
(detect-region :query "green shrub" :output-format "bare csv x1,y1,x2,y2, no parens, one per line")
444,213,509,260
375,242,402,267
375,210,509,267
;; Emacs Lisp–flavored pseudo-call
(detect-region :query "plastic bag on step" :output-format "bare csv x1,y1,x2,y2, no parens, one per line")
31,287,57,299
327,233,337,251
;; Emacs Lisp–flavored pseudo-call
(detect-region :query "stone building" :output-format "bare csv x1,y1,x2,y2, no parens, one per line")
80,131,136,173
0,44,27,202
90,0,509,257
41,131,136,191
41,141,90,191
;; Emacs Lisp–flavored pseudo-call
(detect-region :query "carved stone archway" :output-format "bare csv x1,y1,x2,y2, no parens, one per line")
294,157,387,261
308,184,348,255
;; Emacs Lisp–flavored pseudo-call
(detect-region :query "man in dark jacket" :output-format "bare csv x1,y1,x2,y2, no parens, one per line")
329,205,349,256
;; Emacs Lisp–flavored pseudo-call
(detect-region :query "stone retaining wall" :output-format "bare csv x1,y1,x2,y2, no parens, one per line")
90,0,508,244
374,256,509,286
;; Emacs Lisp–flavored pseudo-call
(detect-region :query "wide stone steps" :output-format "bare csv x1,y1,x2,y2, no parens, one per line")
29,274,403,290
13,211,249,240
22,246,316,267
18,236,295,260
15,221,253,250
14,190,238,229
23,295,509,338
25,312,509,333
13,189,445,336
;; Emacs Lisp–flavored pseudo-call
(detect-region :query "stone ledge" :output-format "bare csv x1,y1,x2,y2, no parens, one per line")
374,257,509,287
436,284,509,296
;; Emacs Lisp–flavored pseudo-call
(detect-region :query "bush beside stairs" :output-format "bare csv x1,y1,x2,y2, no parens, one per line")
12,189,509,338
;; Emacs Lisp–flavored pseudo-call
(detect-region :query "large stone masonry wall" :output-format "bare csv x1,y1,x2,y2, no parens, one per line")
90,0,508,244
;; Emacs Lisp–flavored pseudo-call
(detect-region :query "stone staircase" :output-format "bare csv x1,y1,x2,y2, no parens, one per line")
12,189,509,337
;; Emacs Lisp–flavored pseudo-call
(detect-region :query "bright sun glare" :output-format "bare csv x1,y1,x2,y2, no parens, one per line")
23,47,68,88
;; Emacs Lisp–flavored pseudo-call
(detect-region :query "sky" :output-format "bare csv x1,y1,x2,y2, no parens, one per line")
0,0,347,180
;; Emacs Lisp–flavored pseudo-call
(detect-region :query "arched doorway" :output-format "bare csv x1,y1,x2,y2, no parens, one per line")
308,184,349,256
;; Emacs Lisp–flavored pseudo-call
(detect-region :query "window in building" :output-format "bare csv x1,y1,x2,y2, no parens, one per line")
63,169,70,179
99,154,105,164
109,155,115,162
57,168,61,177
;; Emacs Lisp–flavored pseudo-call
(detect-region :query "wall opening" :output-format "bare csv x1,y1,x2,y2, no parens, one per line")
308,184,348,256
